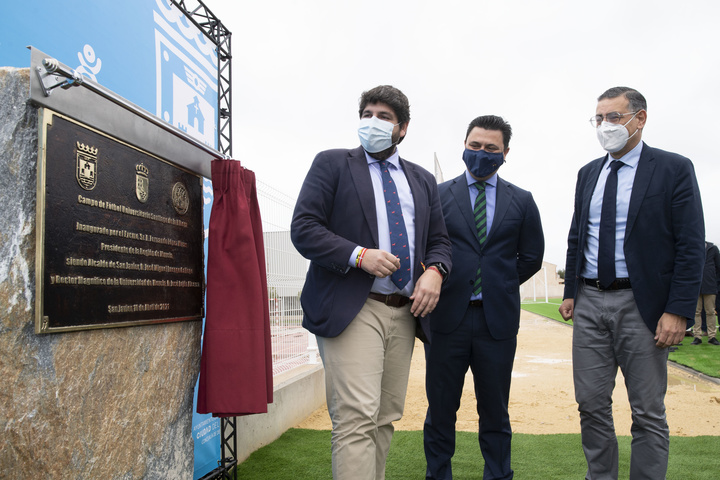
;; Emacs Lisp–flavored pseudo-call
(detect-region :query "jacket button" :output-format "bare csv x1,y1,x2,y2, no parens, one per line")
468,280,473,285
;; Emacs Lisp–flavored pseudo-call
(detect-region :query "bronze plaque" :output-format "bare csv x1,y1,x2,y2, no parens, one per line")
35,110,204,333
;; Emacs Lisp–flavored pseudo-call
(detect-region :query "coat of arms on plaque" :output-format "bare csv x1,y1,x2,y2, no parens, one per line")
135,163,149,203
76,142,98,190
172,182,190,215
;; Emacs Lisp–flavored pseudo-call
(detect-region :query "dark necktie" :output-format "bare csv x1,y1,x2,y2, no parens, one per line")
378,161,411,289
597,160,624,289
473,182,487,296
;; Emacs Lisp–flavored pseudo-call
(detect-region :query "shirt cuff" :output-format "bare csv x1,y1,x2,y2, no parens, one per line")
348,246,363,268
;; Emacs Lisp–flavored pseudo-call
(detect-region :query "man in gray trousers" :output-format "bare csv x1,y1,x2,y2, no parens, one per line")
559,86,705,479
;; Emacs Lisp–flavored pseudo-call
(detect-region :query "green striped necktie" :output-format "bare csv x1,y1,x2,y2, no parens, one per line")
473,182,487,296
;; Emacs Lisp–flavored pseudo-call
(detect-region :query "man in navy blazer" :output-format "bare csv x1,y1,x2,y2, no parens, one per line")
559,87,705,479
424,115,544,480
291,85,451,480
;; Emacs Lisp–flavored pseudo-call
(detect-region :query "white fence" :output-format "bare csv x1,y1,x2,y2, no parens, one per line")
519,262,565,301
256,180,318,376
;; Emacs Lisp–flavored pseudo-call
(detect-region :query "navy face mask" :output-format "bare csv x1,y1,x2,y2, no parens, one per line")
462,148,505,178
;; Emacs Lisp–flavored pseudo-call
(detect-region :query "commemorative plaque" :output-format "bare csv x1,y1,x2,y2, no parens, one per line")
35,110,204,333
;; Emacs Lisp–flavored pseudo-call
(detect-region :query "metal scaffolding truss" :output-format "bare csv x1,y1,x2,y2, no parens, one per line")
169,1,236,478
171,0,232,157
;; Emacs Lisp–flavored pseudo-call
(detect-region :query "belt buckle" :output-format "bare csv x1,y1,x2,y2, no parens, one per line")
594,279,603,291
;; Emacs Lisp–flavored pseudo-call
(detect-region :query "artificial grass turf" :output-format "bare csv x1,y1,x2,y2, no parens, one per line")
236,303,720,478
234,429,720,479
669,337,720,378
520,300,572,326
521,300,720,379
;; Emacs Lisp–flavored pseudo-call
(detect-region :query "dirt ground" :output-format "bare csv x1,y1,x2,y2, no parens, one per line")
297,310,720,436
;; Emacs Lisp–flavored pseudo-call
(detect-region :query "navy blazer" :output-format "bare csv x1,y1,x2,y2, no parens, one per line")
430,173,544,340
291,146,452,338
563,142,705,333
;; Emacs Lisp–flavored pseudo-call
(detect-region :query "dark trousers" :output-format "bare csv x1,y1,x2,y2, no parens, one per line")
424,304,516,480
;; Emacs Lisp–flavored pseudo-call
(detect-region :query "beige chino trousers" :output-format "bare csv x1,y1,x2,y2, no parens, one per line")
693,294,718,339
316,297,416,480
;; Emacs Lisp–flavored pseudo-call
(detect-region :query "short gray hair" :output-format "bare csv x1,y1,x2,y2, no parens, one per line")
598,86,647,112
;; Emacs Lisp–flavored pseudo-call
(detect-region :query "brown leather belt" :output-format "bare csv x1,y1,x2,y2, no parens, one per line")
582,278,632,291
469,300,483,307
368,292,410,308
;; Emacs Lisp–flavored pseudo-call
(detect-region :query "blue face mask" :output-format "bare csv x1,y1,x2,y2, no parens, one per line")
358,116,398,153
462,148,504,178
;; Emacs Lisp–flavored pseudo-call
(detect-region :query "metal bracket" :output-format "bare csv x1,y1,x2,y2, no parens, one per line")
35,57,84,97
29,47,220,178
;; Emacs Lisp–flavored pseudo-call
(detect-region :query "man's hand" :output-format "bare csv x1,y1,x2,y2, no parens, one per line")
655,312,686,348
559,298,574,320
409,269,443,318
360,249,400,277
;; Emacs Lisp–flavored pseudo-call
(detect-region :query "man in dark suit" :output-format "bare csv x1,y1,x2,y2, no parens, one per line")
559,86,705,479
291,85,452,480
424,115,544,480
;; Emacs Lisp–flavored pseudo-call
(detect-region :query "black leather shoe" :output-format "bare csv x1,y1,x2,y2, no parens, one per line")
709,337,720,346
669,346,678,352
691,337,702,345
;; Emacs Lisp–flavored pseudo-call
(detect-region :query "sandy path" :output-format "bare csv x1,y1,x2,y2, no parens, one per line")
297,310,720,436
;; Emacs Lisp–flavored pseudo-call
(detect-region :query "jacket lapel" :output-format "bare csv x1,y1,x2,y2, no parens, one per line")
348,147,379,245
449,174,482,253
486,177,512,245
576,156,607,266
581,156,606,223
399,157,426,254
625,143,655,240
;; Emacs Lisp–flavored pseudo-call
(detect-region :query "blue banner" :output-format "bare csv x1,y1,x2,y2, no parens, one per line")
1,1,222,478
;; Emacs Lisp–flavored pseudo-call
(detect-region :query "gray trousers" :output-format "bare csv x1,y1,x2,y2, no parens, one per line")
573,283,669,480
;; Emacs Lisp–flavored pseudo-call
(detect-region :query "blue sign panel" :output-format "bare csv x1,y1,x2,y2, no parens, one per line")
1,0,218,150
153,0,218,149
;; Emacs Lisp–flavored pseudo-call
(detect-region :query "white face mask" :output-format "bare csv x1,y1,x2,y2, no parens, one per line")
358,116,398,153
596,112,639,153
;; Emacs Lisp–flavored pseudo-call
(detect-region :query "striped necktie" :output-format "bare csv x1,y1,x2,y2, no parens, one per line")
473,182,487,296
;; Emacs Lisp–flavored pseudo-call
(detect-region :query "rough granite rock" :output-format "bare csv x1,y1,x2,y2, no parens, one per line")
0,67,202,479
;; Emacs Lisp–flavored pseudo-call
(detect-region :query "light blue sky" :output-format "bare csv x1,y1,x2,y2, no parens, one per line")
207,0,720,268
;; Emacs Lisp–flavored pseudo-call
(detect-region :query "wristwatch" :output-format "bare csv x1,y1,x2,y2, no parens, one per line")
427,262,448,280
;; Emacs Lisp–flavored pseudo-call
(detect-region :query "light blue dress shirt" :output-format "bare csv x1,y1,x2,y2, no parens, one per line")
581,142,643,280
466,169,497,301
348,149,416,296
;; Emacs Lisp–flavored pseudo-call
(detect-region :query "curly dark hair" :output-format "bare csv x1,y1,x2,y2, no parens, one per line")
358,85,411,126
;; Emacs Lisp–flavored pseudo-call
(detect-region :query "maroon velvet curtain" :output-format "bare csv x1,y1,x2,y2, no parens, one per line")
197,159,273,417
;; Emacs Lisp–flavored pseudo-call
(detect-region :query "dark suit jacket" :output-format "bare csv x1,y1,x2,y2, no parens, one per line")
563,142,705,333
700,242,720,295
291,146,452,339
430,173,544,340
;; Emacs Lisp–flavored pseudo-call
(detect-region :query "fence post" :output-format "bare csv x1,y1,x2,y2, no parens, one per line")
307,333,319,365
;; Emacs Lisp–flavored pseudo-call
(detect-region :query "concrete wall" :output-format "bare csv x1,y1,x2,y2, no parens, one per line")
233,364,325,463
